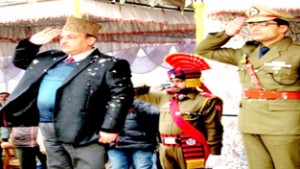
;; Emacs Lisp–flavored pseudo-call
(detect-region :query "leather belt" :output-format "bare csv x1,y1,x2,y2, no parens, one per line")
243,90,300,100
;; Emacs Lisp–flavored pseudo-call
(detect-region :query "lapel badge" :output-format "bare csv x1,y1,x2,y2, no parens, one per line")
249,6,259,16
90,55,98,63
186,138,196,145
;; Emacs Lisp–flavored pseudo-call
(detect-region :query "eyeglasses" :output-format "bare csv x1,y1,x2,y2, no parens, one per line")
247,22,278,29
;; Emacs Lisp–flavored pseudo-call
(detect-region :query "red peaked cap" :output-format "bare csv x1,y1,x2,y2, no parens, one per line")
165,53,210,80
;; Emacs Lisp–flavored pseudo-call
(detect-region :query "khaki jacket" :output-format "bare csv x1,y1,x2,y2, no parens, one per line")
195,31,300,134
137,90,223,154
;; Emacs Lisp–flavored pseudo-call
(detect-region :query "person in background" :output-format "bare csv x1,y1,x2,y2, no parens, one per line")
195,5,299,169
0,16,133,169
108,99,160,169
0,92,10,169
135,53,223,169
36,128,46,169
1,92,47,169
1,126,47,169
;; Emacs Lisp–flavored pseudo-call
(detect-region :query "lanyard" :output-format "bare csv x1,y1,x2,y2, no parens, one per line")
242,53,264,90
246,61,263,90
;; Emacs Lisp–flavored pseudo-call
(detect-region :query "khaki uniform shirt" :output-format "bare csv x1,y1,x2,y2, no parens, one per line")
195,31,300,135
137,90,223,154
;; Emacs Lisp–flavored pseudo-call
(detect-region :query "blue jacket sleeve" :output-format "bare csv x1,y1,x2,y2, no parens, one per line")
133,99,160,116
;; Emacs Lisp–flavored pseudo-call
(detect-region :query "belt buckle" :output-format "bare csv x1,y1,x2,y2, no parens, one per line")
258,89,267,101
164,137,176,144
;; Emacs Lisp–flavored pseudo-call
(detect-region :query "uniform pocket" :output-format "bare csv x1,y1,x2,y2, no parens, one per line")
267,100,300,134
268,100,300,111
262,65,292,82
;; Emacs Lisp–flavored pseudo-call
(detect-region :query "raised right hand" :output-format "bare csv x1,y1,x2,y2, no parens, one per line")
225,17,246,36
29,28,61,45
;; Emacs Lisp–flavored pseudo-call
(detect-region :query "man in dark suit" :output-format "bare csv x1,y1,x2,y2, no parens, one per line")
0,16,134,169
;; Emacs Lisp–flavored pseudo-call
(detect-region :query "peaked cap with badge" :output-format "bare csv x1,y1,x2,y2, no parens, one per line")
62,16,102,37
164,53,210,88
245,5,295,22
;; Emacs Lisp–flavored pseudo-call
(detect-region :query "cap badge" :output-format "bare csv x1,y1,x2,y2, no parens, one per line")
170,74,176,79
249,6,259,16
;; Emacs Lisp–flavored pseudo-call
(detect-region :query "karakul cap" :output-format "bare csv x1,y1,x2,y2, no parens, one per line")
62,16,102,36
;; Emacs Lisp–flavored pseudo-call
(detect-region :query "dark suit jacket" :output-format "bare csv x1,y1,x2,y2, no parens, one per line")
0,39,134,145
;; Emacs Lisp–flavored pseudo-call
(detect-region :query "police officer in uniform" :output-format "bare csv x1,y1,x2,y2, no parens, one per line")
195,5,300,169
135,53,223,169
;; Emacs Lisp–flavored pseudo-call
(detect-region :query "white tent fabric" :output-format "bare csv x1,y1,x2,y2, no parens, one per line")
0,0,195,43
0,0,197,73
203,0,300,16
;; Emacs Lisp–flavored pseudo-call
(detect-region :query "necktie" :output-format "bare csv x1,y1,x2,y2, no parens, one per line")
66,57,74,63
259,46,269,58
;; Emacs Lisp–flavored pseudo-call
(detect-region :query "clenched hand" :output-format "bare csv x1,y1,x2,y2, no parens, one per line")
98,131,117,144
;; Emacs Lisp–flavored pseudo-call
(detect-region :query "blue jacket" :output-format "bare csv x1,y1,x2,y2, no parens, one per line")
109,100,159,150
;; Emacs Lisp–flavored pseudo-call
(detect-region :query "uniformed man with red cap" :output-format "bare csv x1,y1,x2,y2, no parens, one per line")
135,53,223,169
195,4,300,169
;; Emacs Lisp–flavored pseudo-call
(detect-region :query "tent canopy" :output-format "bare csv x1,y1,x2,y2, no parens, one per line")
0,0,195,43
1,0,299,44
0,0,198,74
0,0,299,73
0,0,197,57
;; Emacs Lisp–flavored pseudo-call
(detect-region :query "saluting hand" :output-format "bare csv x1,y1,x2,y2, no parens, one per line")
98,131,117,144
29,28,61,45
225,17,246,36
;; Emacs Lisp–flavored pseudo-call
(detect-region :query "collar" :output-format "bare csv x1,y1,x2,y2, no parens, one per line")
176,92,197,101
68,48,96,62
259,43,274,49
185,93,196,100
